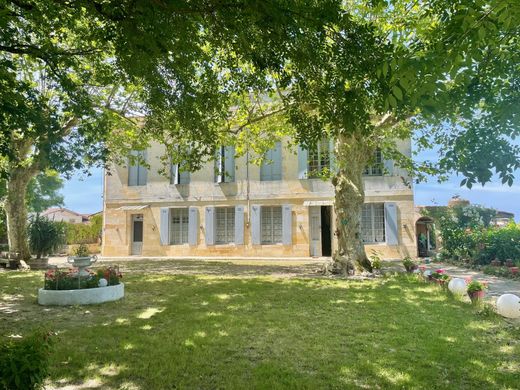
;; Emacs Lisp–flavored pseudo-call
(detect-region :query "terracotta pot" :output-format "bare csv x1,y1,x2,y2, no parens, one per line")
509,267,519,275
468,290,485,303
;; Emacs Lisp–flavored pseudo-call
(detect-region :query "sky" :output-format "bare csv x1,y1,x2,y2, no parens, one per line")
61,156,520,221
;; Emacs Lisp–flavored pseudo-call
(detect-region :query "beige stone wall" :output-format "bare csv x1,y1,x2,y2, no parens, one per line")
102,138,417,259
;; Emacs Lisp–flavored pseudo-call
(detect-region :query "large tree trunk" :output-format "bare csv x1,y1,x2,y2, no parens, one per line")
5,166,35,262
330,133,372,275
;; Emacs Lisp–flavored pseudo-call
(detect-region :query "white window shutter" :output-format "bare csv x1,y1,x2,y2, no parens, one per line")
224,145,235,182
205,206,215,245
297,145,308,179
188,207,199,246
282,204,292,245
160,208,170,245
128,151,138,186
171,163,179,184
235,205,245,245
384,158,394,176
272,142,282,180
251,205,261,245
137,150,147,185
384,202,399,245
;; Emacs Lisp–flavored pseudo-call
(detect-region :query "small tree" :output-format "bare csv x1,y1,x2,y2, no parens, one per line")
28,216,66,259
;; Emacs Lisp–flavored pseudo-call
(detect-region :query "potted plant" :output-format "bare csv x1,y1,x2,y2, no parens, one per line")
402,257,418,273
28,215,66,269
467,280,488,303
490,259,501,267
67,244,97,276
431,269,450,289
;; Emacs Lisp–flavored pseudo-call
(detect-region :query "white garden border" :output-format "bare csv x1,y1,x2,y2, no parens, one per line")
38,283,124,306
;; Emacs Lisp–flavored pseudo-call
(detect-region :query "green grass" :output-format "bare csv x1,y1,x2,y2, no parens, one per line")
1,260,519,389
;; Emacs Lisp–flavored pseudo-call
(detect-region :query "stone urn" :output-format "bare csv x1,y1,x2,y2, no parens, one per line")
67,255,97,277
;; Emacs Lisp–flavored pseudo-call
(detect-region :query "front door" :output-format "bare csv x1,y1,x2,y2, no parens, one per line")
131,214,143,255
309,206,321,257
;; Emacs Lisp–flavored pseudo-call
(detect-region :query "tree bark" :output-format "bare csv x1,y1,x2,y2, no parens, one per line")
330,133,372,275
5,166,36,262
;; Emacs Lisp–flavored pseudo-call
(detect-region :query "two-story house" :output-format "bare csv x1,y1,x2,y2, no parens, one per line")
102,138,416,258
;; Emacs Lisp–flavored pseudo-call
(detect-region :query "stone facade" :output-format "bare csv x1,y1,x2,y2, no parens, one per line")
102,139,416,259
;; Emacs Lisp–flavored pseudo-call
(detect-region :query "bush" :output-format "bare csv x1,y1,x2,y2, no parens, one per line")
64,214,102,245
0,330,52,390
28,215,66,259
476,222,520,264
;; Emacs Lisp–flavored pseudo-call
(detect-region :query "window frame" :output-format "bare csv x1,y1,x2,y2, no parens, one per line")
128,150,147,186
260,142,282,181
170,208,189,245
361,203,386,244
261,206,283,245
308,138,331,179
364,149,383,176
215,207,235,244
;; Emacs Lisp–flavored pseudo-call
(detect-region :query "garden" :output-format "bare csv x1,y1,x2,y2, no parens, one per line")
1,260,520,389
425,204,520,280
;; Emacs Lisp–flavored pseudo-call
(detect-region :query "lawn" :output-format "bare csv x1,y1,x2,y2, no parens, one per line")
1,260,519,389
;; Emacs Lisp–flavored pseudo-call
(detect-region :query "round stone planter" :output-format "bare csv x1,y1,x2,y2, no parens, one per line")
38,283,124,306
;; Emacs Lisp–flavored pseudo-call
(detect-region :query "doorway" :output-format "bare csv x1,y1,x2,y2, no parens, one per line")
131,214,143,255
320,206,332,257
309,205,332,257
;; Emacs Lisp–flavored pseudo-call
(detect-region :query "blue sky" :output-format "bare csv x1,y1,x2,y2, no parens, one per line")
61,161,520,221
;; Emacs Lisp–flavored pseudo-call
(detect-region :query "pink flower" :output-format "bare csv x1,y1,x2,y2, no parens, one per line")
436,269,445,274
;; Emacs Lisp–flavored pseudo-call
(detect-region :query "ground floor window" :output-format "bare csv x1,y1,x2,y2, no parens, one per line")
216,207,235,244
171,208,189,244
361,203,385,243
261,206,282,244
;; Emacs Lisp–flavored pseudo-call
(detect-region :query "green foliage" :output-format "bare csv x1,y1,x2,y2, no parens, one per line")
402,256,417,272
25,171,64,213
368,250,382,270
0,330,52,390
28,216,66,259
477,222,520,264
467,280,487,294
73,244,90,258
64,216,102,245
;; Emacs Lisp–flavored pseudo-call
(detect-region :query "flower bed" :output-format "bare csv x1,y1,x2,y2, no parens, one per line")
38,265,124,306
44,266,122,290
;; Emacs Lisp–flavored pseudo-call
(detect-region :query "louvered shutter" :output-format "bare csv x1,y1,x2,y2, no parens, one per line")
235,205,245,245
251,205,261,245
160,208,170,245
282,204,292,245
188,207,199,246
384,202,399,245
205,206,215,245
297,145,308,179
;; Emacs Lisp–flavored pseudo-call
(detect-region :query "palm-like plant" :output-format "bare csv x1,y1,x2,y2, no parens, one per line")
28,215,66,259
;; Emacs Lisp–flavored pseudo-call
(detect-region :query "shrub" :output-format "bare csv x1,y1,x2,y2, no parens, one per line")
0,330,52,390
28,215,66,259
476,222,520,264
64,214,102,245
73,243,90,257
402,257,417,272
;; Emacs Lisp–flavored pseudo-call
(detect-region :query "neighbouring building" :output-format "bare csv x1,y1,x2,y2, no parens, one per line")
102,138,417,258
41,207,89,224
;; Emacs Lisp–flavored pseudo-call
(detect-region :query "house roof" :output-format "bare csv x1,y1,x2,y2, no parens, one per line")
41,207,84,217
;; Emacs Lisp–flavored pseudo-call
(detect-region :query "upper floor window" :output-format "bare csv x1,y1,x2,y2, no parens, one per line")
128,150,147,186
361,203,385,243
260,142,282,181
308,138,331,178
364,149,383,176
215,146,235,183
170,208,189,244
261,206,283,244
215,207,235,244
170,163,190,185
